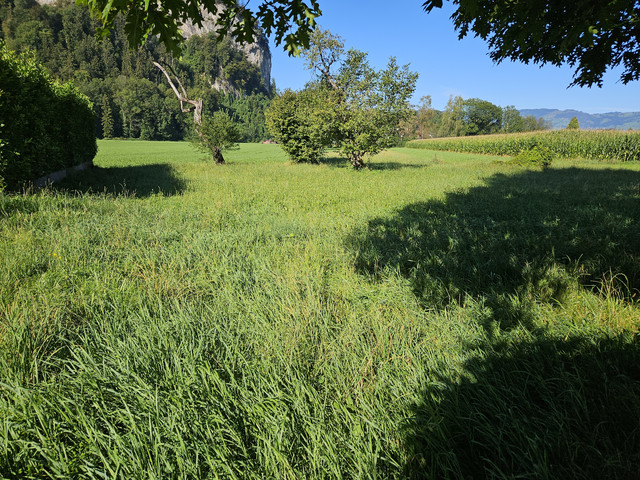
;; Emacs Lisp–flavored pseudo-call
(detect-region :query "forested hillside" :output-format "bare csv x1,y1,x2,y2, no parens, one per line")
0,0,274,141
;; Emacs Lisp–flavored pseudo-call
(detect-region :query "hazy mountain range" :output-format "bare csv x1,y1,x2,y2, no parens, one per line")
518,109,640,130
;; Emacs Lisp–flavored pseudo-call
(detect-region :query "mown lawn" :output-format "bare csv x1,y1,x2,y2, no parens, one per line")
1,141,639,479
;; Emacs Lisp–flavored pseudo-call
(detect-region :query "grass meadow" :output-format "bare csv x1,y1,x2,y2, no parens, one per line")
1,140,639,478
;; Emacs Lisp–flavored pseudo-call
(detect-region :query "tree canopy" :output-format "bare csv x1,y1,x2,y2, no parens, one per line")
422,0,640,87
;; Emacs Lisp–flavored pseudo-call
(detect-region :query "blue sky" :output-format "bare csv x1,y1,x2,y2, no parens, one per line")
268,0,640,114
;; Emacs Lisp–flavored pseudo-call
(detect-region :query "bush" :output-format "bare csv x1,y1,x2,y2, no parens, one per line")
265,89,331,163
511,145,554,168
0,43,97,190
190,110,240,164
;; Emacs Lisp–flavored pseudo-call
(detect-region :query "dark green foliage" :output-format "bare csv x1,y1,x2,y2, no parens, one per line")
511,145,554,168
461,97,502,135
0,1,273,142
423,0,640,87
100,94,114,138
0,42,96,190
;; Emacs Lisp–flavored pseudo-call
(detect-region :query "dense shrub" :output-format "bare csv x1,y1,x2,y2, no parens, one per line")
265,89,330,163
511,145,554,167
0,43,96,190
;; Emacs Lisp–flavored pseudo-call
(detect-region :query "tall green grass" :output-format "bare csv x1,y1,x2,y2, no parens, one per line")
407,129,640,161
1,141,639,478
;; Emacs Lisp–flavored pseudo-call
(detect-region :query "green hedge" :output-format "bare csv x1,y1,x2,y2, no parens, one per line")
0,43,97,190
407,130,640,162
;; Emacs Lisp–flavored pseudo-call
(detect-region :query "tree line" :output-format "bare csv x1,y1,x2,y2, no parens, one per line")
403,95,550,140
0,0,274,142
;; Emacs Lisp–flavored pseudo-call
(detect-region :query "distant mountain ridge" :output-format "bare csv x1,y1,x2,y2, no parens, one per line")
518,108,640,130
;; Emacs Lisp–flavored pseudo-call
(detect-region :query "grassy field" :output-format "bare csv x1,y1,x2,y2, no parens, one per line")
1,141,639,479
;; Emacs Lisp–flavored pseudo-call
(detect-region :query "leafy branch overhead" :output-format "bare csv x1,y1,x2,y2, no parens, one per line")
422,0,640,87
78,0,322,56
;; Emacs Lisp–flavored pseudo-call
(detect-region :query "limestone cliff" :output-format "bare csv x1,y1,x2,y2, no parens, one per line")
180,15,271,91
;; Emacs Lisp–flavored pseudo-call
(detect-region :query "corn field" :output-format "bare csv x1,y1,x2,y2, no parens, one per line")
407,130,640,162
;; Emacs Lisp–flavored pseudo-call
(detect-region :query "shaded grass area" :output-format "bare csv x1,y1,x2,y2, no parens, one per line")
0,141,639,478
55,163,188,197
353,167,640,328
351,166,640,477
405,331,640,479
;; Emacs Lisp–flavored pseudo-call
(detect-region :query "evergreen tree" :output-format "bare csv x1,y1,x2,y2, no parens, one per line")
101,94,114,138
567,116,580,130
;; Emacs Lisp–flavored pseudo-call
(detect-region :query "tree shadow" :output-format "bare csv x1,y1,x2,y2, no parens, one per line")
53,164,188,197
320,155,430,170
403,331,640,479
350,167,640,330
348,167,640,477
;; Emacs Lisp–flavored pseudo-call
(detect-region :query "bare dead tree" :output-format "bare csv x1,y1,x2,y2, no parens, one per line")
153,61,205,134
154,60,233,164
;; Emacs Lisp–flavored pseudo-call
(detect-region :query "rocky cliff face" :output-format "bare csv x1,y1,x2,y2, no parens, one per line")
180,14,272,91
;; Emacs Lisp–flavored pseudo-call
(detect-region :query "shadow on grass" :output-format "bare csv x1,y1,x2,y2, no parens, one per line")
54,163,187,197
351,167,640,330
403,332,640,479
350,167,640,478
321,155,430,170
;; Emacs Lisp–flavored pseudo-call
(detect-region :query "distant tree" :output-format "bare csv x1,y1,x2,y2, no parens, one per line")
522,115,551,132
461,98,502,135
567,116,580,130
421,0,640,87
191,110,239,164
439,95,465,137
101,94,114,138
414,95,441,139
502,106,524,133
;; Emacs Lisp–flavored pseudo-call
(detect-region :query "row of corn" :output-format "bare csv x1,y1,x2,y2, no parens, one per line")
406,130,640,162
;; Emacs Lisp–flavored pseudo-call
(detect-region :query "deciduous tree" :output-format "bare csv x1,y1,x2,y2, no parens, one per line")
265,87,335,163
461,98,502,135
300,29,418,169
191,110,239,163
422,0,640,87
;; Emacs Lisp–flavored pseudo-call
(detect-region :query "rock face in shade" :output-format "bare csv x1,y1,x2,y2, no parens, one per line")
36,0,272,91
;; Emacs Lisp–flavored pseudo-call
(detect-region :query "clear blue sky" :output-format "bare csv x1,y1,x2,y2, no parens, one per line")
268,0,640,114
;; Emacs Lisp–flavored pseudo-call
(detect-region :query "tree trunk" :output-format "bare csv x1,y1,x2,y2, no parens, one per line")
350,154,365,170
213,147,225,164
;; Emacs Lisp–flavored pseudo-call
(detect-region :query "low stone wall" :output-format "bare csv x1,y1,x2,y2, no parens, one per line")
32,160,93,187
